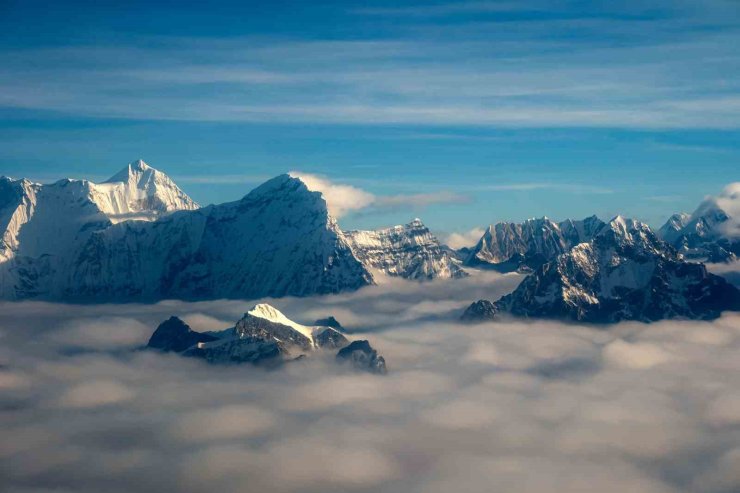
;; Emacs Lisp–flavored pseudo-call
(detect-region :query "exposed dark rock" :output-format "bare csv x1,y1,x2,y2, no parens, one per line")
344,218,467,280
147,305,387,374
494,217,740,323
336,340,387,374
464,216,605,272
460,299,498,322
657,193,740,264
314,316,343,329
182,336,283,366
315,327,349,349
147,316,217,352
235,313,313,351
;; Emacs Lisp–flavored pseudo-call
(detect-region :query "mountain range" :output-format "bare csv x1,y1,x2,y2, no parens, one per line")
483,216,740,323
462,215,605,272
1,160,738,324
345,218,466,280
656,183,740,263
0,160,457,301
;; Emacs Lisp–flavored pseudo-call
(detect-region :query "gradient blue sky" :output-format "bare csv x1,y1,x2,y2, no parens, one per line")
1,0,738,236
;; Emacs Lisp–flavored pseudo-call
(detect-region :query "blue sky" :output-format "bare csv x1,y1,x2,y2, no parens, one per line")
1,0,739,237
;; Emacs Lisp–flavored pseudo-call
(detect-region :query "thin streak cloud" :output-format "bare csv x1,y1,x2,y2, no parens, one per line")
1,6,738,130
477,182,614,194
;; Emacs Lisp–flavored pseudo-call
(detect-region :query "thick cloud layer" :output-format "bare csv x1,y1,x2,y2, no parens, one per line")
1,271,739,493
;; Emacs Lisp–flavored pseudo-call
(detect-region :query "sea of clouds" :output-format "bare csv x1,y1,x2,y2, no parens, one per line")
1,271,739,493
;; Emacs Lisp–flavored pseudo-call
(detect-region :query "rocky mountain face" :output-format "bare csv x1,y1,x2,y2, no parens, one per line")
147,316,218,353
93,159,199,222
658,213,692,244
0,161,199,300
460,299,498,323
464,216,605,272
1,163,465,301
658,184,740,263
490,216,740,323
314,316,343,329
344,219,467,280
336,340,387,374
235,303,347,352
66,174,373,301
147,303,386,373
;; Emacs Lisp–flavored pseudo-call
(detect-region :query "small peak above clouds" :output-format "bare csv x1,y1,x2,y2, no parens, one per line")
245,302,317,345
605,215,651,237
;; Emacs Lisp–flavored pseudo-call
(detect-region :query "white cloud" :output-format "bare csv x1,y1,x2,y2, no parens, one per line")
688,182,740,240
715,182,740,239
289,172,375,217
705,393,740,427
170,405,277,442
443,227,485,249
56,380,135,409
602,340,674,369
422,399,499,429
2,15,739,130
290,171,467,218
1,274,739,493
47,317,151,350
373,191,469,208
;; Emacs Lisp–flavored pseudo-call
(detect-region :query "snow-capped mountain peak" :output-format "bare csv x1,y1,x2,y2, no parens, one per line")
657,182,740,262
464,215,606,272
236,303,349,352
490,216,740,322
145,306,387,371
62,172,372,301
104,158,152,183
0,160,203,299
95,159,199,222
594,216,668,261
247,303,318,343
658,212,691,244
344,218,467,280
604,215,650,240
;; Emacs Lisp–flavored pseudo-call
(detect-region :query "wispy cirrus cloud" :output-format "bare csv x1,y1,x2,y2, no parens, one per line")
172,174,274,185
352,1,525,16
477,182,614,194
374,191,470,208
1,1,739,130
